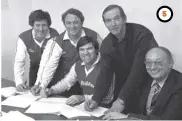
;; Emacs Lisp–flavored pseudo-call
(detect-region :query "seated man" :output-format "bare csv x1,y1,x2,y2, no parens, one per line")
40,36,114,107
103,47,182,120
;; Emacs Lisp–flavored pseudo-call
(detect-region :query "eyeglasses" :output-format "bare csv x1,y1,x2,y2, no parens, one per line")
144,60,164,67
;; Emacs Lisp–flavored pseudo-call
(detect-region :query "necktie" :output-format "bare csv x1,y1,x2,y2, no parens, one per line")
146,82,161,114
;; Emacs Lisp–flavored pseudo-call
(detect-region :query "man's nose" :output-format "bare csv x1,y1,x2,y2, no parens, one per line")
83,49,89,54
150,62,156,69
70,23,75,28
38,25,44,31
111,20,116,26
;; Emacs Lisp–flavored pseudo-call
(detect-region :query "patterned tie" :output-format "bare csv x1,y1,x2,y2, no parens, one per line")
146,82,161,115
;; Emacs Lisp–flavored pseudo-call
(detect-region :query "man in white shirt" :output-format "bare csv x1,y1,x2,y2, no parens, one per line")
31,8,102,96
40,36,114,107
14,10,59,92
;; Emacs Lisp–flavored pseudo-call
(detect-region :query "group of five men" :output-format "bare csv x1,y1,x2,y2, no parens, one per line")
14,4,182,120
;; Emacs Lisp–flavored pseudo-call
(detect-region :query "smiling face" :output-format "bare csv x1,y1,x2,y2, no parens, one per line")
103,8,126,36
79,42,97,66
64,14,82,37
33,20,49,41
145,48,173,82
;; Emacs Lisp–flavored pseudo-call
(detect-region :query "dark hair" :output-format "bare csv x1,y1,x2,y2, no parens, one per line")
62,8,85,24
102,4,127,22
76,36,99,52
29,9,52,27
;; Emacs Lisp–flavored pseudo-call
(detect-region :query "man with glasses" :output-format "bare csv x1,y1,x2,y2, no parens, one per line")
103,47,182,120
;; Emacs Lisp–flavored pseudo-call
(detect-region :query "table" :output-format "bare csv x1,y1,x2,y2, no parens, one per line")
1,78,101,120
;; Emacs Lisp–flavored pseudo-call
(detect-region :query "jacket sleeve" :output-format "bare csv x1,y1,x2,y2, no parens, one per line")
92,54,114,104
118,32,158,101
35,38,64,88
128,88,182,120
14,37,27,86
50,64,78,94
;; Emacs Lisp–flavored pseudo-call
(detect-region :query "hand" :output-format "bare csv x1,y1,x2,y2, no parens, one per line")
102,112,127,120
16,83,28,92
104,98,125,114
66,95,85,106
31,85,42,96
40,88,52,98
84,99,98,112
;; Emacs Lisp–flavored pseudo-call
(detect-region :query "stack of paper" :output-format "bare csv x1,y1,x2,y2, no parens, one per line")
1,87,17,97
37,97,67,104
75,102,108,117
1,92,40,108
1,87,29,98
25,101,63,114
59,104,91,118
25,101,91,118
0,111,35,121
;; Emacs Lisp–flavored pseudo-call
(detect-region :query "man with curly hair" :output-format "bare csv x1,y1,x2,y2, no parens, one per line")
14,9,59,92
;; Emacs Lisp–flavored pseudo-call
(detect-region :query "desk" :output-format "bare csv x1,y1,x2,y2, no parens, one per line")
1,78,67,120
1,78,101,120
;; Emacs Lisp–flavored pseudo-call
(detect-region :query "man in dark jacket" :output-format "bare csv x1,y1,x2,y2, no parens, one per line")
84,4,158,113
103,47,182,120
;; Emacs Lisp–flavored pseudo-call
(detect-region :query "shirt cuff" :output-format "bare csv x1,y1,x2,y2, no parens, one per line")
15,79,24,86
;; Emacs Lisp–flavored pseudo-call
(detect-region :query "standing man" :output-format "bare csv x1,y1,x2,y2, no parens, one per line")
85,4,158,113
31,8,102,96
103,47,182,120
14,10,59,92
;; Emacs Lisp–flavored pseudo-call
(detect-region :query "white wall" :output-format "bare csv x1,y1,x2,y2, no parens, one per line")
1,0,182,81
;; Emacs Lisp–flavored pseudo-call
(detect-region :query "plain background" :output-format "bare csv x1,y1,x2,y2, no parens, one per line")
1,0,182,81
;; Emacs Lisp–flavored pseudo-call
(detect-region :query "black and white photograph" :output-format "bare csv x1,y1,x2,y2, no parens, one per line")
1,0,182,120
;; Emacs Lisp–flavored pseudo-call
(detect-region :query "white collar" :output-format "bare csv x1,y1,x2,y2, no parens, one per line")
32,29,50,40
63,28,86,41
81,53,101,66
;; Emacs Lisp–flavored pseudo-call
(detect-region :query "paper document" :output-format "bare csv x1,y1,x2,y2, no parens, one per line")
1,87,16,97
75,102,108,117
37,97,67,104
59,104,91,118
1,92,40,108
1,87,29,98
0,111,35,121
25,101,64,114
25,101,90,118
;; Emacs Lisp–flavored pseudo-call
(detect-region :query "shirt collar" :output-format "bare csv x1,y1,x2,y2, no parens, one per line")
151,76,168,88
81,52,101,66
32,29,50,40
63,28,86,41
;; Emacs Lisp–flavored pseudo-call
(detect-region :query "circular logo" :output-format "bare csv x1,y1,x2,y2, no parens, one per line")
156,6,173,22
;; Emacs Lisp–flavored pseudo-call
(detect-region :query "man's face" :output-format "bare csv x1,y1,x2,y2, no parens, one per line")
33,20,49,40
103,8,126,36
145,49,172,82
64,14,82,36
79,42,97,65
